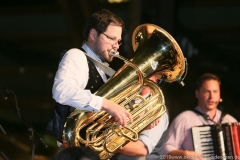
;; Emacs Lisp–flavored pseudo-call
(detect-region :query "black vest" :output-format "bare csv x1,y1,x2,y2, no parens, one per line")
46,54,105,142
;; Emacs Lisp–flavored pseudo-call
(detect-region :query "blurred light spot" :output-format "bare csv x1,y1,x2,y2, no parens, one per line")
19,66,25,74
47,72,53,79
108,0,129,3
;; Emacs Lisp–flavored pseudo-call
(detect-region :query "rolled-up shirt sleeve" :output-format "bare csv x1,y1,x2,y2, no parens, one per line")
52,48,103,112
138,112,169,154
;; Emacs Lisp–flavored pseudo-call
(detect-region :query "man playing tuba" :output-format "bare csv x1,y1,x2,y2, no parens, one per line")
45,8,187,160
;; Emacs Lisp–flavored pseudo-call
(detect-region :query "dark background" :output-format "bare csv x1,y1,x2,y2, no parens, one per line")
0,0,240,159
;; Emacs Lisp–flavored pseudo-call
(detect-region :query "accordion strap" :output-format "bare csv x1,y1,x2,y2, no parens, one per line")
192,109,227,125
192,109,209,125
219,111,227,123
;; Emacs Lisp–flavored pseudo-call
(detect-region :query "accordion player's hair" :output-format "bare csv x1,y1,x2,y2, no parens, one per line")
196,73,221,90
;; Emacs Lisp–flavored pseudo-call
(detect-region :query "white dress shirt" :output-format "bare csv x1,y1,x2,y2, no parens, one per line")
52,44,108,112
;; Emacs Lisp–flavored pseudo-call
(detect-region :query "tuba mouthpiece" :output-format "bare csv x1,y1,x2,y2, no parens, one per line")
109,50,119,57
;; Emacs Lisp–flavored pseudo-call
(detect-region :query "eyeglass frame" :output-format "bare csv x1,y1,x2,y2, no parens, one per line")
95,29,122,46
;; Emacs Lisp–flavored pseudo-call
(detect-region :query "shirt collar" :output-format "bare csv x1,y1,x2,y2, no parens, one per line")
81,43,108,82
195,106,220,122
195,106,206,115
82,43,102,62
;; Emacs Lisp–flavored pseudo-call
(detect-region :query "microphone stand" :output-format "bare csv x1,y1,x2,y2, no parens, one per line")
0,149,9,160
0,124,9,160
0,124,6,135
1,88,48,160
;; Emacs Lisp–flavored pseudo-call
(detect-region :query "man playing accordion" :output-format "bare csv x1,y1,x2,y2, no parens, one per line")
161,73,238,160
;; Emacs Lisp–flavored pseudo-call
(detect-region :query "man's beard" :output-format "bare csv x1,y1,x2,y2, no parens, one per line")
93,40,114,63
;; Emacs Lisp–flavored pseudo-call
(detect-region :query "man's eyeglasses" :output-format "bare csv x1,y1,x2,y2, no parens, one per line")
96,30,122,46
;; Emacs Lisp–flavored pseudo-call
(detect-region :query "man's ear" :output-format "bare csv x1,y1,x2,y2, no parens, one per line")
195,90,199,99
89,29,97,40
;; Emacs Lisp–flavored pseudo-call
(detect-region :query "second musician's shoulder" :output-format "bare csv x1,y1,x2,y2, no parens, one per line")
222,113,238,123
172,109,199,122
178,109,198,117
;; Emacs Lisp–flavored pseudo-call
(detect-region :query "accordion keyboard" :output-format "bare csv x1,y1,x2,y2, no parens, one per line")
192,125,226,160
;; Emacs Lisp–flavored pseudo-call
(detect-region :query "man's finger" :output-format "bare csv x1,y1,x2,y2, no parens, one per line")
121,114,126,127
126,111,132,122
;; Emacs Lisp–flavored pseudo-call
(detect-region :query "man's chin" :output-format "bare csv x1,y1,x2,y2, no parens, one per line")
107,56,114,63
206,105,217,110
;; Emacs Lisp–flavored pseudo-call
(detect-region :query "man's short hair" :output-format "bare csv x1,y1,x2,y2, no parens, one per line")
83,9,124,41
196,73,221,90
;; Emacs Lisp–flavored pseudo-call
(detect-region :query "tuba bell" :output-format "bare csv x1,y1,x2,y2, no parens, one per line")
62,24,187,160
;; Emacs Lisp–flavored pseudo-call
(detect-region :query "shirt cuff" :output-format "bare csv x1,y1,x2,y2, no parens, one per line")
83,95,103,112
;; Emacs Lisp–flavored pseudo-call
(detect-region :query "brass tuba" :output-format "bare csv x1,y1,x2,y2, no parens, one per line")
62,24,187,159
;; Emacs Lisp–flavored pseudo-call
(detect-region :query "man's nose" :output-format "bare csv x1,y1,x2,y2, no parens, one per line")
112,42,120,49
209,92,213,98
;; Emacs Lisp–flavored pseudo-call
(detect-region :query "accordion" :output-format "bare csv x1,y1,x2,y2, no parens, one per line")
192,122,240,159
